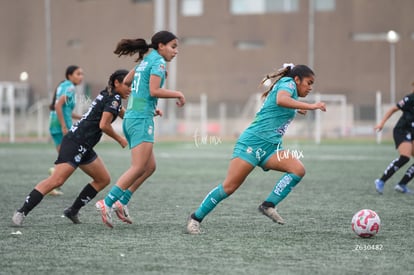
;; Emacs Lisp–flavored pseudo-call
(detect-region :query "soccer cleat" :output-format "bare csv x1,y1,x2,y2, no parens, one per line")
394,184,413,194
48,167,55,175
12,211,25,226
258,205,285,224
375,179,385,194
112,201,132,224
95,200,113,228
186,215,201,235
48,189,64,196
63,207,81,224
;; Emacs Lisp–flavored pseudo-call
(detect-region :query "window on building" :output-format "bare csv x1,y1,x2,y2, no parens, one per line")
230,0,299,15
181,37,215,46
181,0,203,16
131,0,152,3
314,0,335,12
235,40,264,50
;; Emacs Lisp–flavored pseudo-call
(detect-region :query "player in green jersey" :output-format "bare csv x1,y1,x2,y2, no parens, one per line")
96,31,185,228
48,65,83,195
186,64,326,234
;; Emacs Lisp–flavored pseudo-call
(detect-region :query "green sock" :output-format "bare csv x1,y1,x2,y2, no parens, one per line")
264,173,302,206
119,190,133,205
194,183,228,221
104,185,124,208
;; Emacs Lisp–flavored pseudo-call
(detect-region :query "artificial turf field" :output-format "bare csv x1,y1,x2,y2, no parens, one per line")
1,139,413,274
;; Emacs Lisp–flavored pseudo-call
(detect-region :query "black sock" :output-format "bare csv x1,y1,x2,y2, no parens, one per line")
398,163,414,185
191,213,203,223
380,155,410,182
262,201,275,208
71,183,98,212
18,189,44,215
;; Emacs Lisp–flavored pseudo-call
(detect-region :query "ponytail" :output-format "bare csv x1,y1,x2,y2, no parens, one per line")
114,30,177,62
259,63,314,99
114,38,150,62
49,81,64,111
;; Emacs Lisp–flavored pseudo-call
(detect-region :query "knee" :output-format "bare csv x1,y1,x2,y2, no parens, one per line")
95,172,111,187
101,174,111,186
222,181,240,195
222,184,236,195
291,165,306,178
148,163,156,176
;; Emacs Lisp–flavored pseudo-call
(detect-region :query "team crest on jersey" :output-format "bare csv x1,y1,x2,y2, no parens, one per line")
111,101,119,109
158,64,166,72
288,82,294,90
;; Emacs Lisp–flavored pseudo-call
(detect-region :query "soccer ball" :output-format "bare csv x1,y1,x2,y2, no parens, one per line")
351,209,381,238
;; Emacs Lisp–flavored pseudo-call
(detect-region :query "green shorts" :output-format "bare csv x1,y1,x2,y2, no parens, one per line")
123,117,154,149
232,131,282,170
50,132,63,147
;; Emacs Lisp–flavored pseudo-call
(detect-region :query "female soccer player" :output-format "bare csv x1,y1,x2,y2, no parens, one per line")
48,65,83,195
95,30,185,228
374,82,414,194
12,69,130,226
186,64,326,234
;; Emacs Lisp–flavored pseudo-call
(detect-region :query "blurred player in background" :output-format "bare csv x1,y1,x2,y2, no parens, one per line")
374,82,414,194
12,69,130,226
186,64,326,234
48,65,83,195
95,30,185,228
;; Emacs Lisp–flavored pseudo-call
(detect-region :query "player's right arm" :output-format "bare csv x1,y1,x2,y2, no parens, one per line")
149,74,185,107
99,112,128,148
374,105,399,131
123,68,135,88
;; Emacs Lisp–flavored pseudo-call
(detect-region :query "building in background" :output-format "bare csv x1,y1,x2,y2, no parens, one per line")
0,0,413,139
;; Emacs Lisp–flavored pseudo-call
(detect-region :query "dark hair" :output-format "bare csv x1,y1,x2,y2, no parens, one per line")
49,65,80,111
113,30,177,62
260,64,314,99
107,69,129,94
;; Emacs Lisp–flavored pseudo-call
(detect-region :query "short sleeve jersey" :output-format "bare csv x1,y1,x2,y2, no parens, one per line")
49,80,77,134
395,93,414,130
66,89,122,148
244,77,298,143
125,50,167,119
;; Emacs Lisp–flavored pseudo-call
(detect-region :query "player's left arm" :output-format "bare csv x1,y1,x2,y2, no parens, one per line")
277,90,326,111
99,112,127,148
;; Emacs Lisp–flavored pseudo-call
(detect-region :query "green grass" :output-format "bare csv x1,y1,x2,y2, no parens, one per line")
1,139,413,274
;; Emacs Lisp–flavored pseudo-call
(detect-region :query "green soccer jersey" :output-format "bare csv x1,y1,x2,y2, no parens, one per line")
244,77,298,143
49,80,76,134
125,50,167,119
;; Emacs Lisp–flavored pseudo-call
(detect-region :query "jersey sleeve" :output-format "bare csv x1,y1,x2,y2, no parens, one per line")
150,58,166,78
397,95,414,111
63,85,76,104
103,94,121,117
275,78,296,97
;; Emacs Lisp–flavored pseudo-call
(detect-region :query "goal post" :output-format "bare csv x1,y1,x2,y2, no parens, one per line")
0,82,30,143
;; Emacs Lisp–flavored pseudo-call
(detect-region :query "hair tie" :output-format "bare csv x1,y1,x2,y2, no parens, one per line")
263,78,272,87
283,63,295,70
